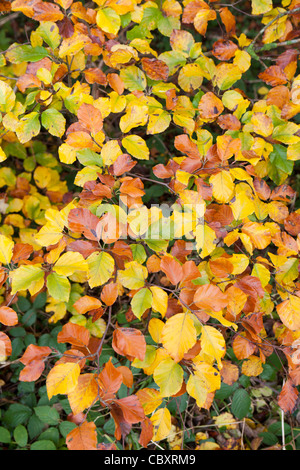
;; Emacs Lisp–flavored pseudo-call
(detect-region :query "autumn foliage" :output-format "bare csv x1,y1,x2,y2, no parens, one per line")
1,0,300,451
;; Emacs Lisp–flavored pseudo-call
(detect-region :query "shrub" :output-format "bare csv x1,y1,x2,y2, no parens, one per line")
1,0,300,451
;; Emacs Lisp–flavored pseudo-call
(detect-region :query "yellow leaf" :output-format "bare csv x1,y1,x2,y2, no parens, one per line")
68,373,99,414
10,265,44,296
96,7,121,36
161,312,197,363
153,357,183,397
122,135,150,160
101,140,122,166
53,252,88,277
148,317,165,343
150,407,172,441
0,234,14,265
209,170,234,203
230,191,255,220
150,286,168,317
119,103,148,133
87,251,115,288
46,362,81,399
199,325,226,368
117,261,148,290
241,355,264,377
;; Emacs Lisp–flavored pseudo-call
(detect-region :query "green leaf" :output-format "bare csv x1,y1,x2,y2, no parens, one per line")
13,425,28,447
16,112,41,144
0,426,11,444
231,389,251,419
131,287,153,320
6,44,50,63
268,144,294,185
120,65,147,91
41,108,66,138
34,406,60,426
3,404,32,428
30,439,56,450
47,272,71,302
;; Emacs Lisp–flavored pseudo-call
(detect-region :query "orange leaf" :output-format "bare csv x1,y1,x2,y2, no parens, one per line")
57,323,90,348
112,327,146,361
278,379,299,413
193,284,228,311
0,306,18,326
160,256,183,285
73,295,102,314
0,331,12,357
100,282,118,306
66,420,98,450
77,103,103,134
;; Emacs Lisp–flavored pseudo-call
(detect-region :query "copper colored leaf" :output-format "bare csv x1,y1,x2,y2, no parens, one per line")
160,256,183,285
112,327,146,361
278,379,299,413
57,323,90,348
66,421,98,450
258,66,287,86
194,284,228,311
68,208,99,241
0,306,18,326
141,58,169,81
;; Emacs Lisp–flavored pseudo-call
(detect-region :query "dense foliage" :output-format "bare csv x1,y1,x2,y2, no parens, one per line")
1,0,300,451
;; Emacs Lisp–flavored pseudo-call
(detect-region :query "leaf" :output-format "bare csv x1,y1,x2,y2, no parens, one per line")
160,255,183,285
57,322,90,348
150,286,168,317
131,288,153,320
66,421,97,450
6,44,50,63
122,135,150,160
153,357,183,396
0,306,18,326
41,108,66,138
117,261,148,290
46,362,81,399
87,251,115,288
0,80,16,113
278,380,299,413
96,7,121,36
241,355,263,377
251,0,272,15
47,272,71,302
53,252,88,277
120,65,147,92
200,325,226,368
136,388,163,415
161,313,197,362
231,389,251,419
10,265,44,296
209,170,234,203
194,284,228,312
68,373,99,415
112,327,146,361
276,295,300,331
16,112,41,144
150,407,172,442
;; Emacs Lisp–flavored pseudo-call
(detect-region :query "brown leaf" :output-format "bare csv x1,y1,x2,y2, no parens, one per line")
212,39,238,61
